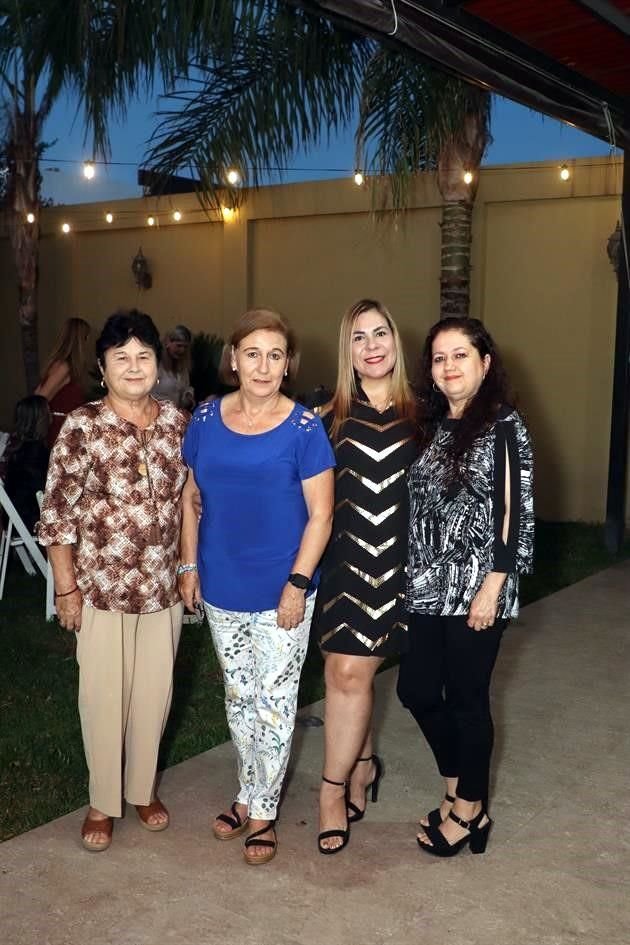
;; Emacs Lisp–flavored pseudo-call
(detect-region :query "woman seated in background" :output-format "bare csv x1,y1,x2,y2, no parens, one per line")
398,316,534,858
152,324,195,411
2,395,50,533
179,308,335,866
35,317,91,446
314,299,417,854
38,309,189,853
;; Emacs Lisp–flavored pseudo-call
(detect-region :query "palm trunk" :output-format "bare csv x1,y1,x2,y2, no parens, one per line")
436,110,489,320
6,72,46,391
439,200,473,318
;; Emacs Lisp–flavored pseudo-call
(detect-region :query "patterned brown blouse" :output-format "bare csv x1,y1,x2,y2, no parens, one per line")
38,398,188,614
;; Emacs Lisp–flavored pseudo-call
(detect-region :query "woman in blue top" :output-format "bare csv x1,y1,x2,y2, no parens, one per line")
179,308,335,866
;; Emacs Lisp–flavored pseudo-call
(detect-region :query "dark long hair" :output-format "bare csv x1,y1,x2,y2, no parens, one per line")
416,317,512,466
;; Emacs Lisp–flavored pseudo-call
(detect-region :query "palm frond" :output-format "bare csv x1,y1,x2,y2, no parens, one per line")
356,48,491,212
145,5,371,211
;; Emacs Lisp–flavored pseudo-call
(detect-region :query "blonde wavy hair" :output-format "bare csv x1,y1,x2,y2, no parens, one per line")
326,299,415,441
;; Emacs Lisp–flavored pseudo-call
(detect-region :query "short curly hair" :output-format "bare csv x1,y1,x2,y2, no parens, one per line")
96,309,162,365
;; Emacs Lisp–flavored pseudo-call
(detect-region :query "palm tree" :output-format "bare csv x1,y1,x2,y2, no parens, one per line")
355,49,491,318
0,0,247,388
146,3,491,319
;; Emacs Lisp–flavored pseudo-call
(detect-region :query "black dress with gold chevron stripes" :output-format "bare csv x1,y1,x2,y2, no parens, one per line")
314,400,417,657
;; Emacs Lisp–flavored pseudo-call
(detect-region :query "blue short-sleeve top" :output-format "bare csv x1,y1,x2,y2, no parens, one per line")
182,398,336,612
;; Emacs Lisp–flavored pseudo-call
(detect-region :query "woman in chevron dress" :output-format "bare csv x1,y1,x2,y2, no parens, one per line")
314,299,417,853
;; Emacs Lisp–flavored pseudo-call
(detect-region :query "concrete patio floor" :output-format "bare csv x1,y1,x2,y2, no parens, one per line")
2,562,629,945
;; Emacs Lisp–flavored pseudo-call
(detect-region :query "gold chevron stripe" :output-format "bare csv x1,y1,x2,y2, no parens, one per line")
347,417,409,433
334,500,400,526
322,593,398,619
337,437,413,463
319,622,402,651
337,467,407,494
336,532,398,557
346,564,401,588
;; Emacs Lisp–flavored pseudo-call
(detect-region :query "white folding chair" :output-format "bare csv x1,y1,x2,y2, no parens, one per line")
0,481,50,615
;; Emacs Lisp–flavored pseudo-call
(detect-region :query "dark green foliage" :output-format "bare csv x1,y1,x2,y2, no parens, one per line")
1,520,628,841
189,331,226,402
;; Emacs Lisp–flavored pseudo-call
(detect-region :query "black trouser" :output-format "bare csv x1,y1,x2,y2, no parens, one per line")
397,613,507,804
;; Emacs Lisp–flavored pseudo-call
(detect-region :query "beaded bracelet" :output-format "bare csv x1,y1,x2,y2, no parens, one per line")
176,563,198,575
54,585,79,599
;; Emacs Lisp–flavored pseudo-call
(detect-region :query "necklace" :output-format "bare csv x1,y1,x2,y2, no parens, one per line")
238,393,281,429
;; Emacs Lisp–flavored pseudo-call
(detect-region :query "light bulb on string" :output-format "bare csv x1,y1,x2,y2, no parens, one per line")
147,215,156,226
463,170,473,185
105,212,114,224
560,164,570,181
83,160,95,180
353,171,365,186
26,212,36,224
226,168,241,186
221,206,235,222
172,210,182,222
61,222,71,234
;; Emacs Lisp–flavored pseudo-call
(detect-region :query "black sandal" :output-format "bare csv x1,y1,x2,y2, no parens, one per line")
318,776,350,855
417,808,492,857
347,754,384,823
243,821,277,865
212,802,249,840
422,792,455,829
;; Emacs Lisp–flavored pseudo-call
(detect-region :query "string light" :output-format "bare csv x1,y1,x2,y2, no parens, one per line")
26,212,36,224
226,169,241,186
353,171,365,186
82,160,95,180
463,170,473,185
61,222,71,234
560,164,571,181
172,210,182,222
147,215,156,226
221,206,235,222
105,212,114,224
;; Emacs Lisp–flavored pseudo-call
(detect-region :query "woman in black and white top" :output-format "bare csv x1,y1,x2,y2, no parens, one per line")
398,316,534,858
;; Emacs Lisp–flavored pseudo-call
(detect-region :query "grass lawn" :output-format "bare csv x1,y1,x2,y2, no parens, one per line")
1,520,628,842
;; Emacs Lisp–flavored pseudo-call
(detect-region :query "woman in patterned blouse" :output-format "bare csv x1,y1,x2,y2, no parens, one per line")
38,310,189,853
398,317,534,858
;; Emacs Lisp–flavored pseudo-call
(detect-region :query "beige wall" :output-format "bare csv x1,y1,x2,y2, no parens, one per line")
0,157,623,521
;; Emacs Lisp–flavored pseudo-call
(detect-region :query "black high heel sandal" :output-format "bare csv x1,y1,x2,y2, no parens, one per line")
423,792,455,829
417,808,492,858
347,754,383,824
318,776,350,855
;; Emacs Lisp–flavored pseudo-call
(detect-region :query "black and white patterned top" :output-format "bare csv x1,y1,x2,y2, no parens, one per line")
406,406,534,618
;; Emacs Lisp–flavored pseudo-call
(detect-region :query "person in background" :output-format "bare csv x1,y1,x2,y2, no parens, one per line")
399,316,534,858
314,299,417,854
38,309,189,853
2,395,50,533
35,317,91,447
179,308,335,866
152,325,195,410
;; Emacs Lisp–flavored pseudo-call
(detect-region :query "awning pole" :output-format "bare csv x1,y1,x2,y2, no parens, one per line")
605,149,630,552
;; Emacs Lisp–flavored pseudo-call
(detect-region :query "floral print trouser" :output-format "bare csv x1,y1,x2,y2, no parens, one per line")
204,595,315,820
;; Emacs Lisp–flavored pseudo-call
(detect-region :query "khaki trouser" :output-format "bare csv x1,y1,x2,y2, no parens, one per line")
76,603,183,818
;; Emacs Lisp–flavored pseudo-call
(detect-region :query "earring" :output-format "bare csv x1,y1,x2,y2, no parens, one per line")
432,382,439,392
100,378,106,389
284,369,288,377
